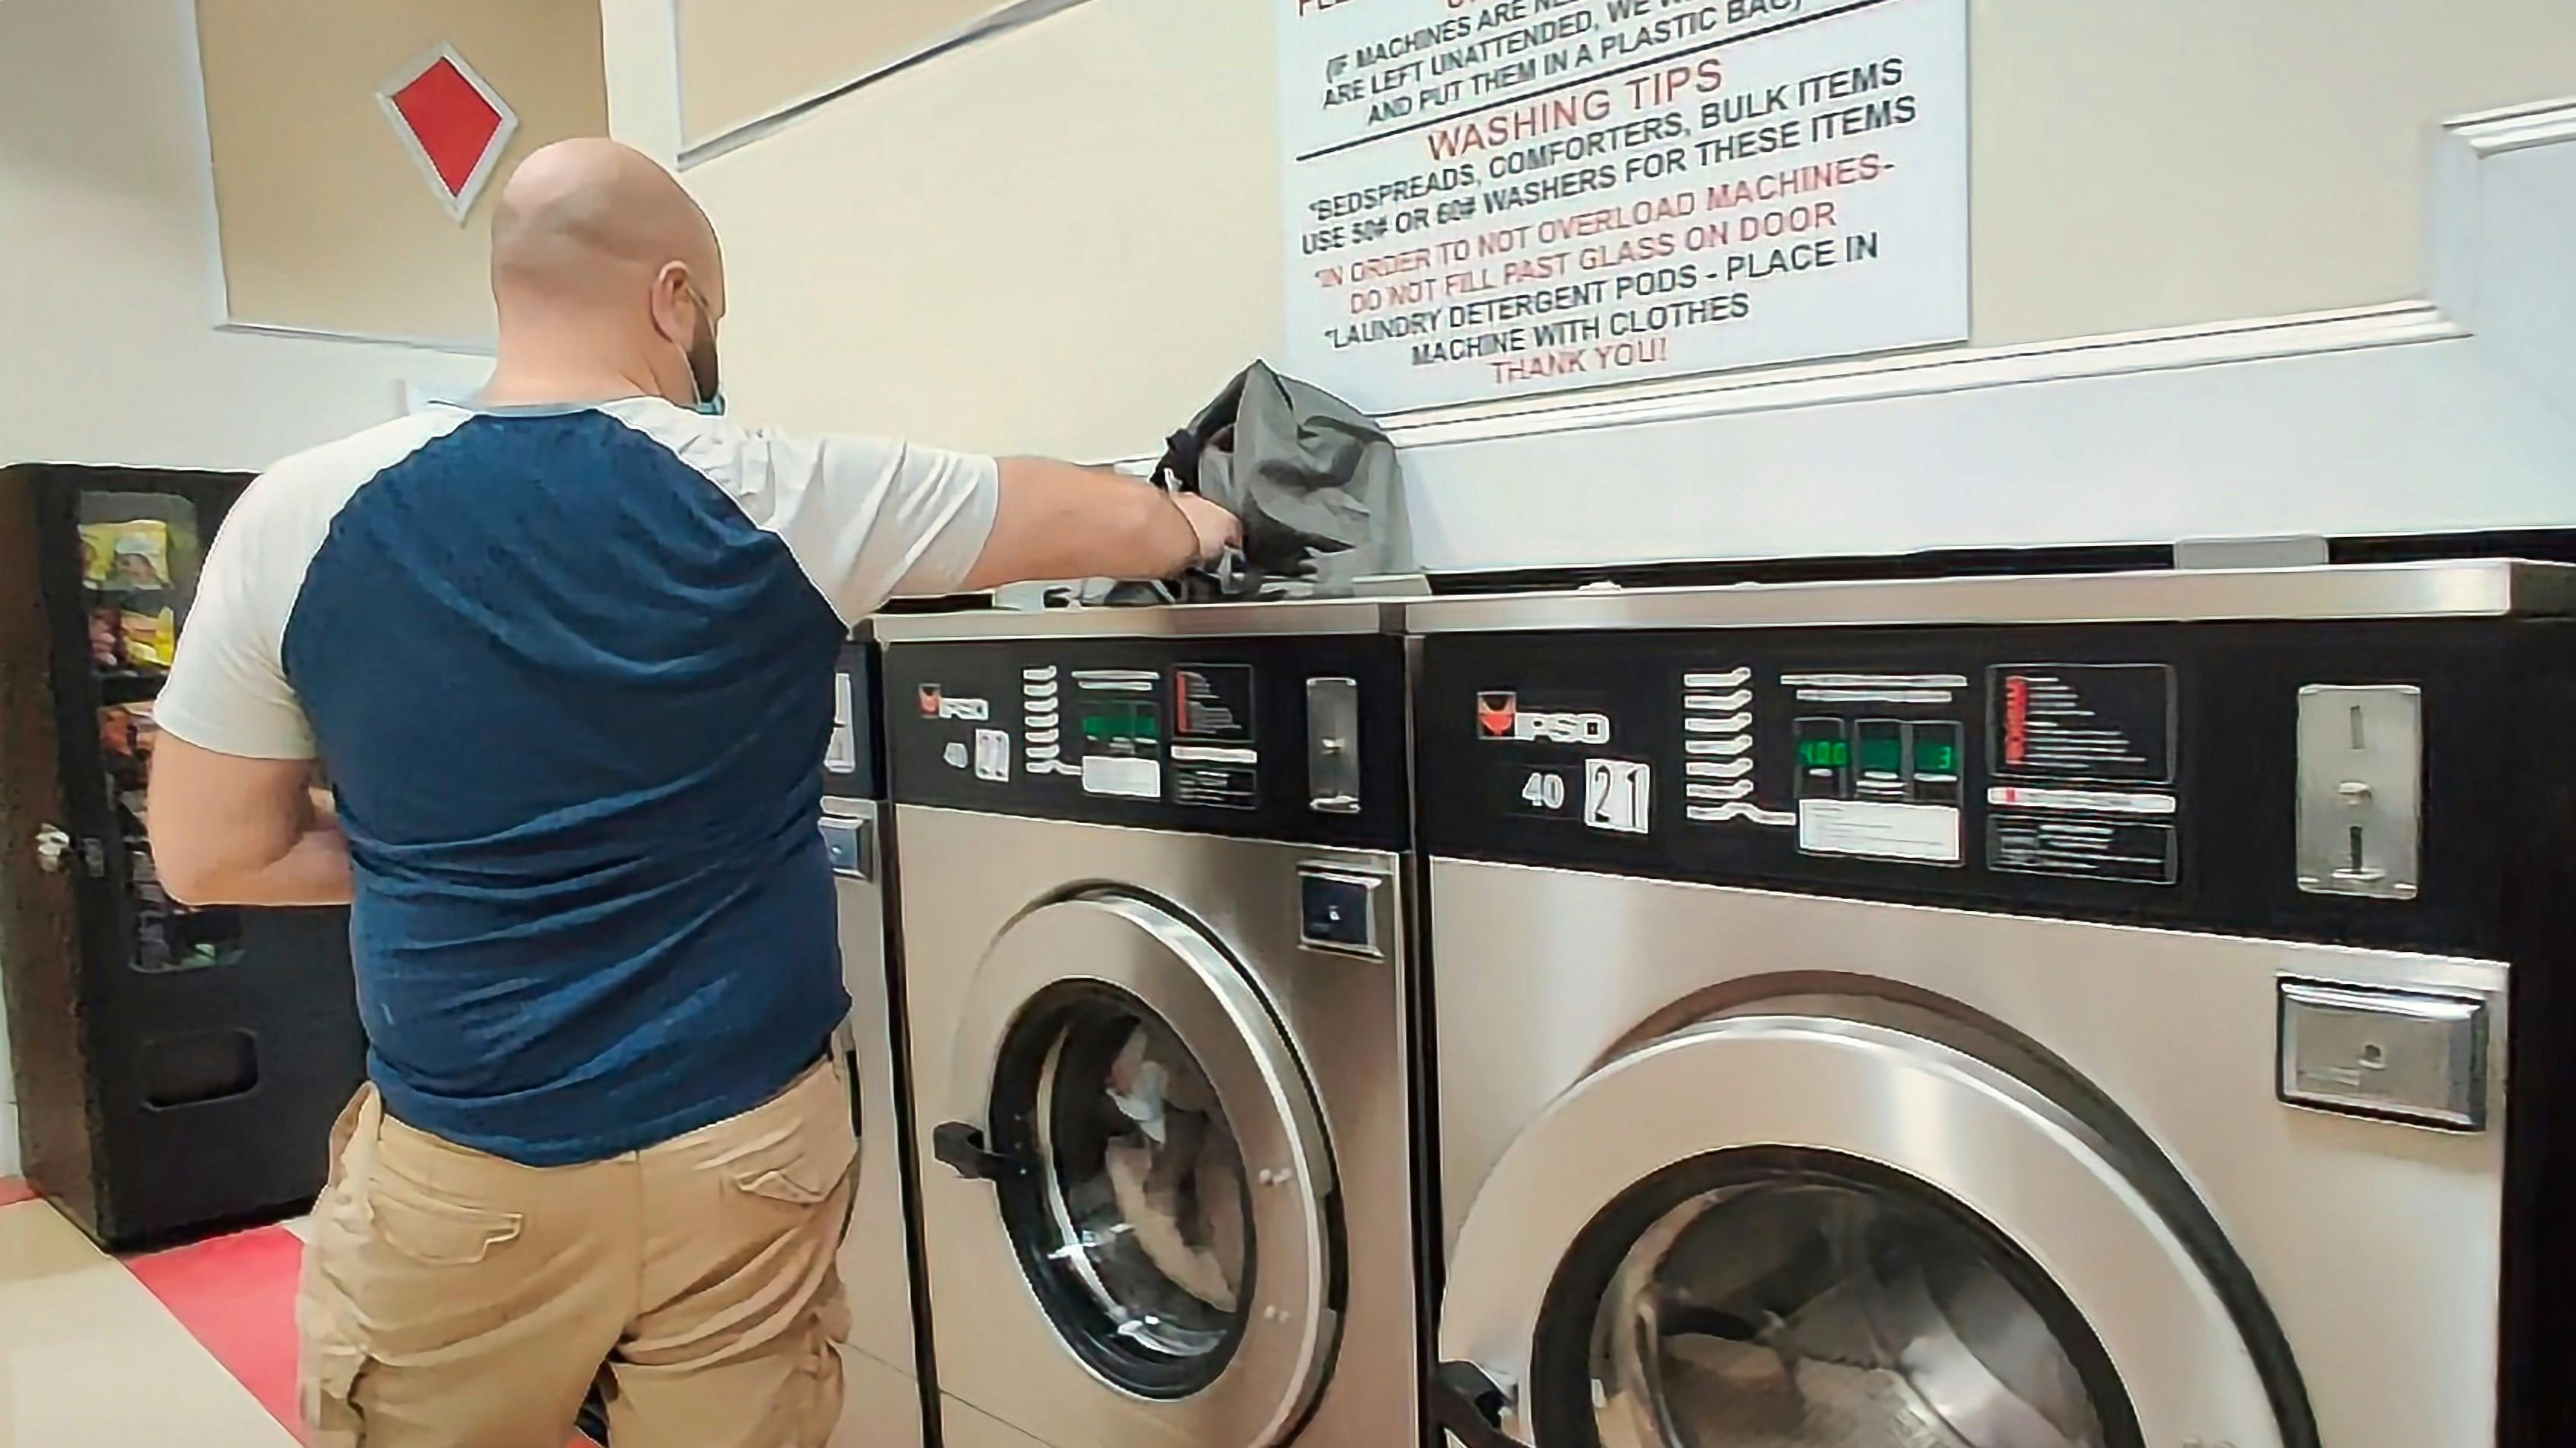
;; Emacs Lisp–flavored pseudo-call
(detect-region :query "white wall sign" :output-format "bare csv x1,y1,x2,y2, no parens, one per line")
1277,0,1968,414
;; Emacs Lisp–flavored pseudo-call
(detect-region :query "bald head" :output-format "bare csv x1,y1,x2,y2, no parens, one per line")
486,138,726,409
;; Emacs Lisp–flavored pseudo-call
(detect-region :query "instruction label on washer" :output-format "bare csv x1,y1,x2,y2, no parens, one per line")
1989,815,2178,884
1169,745,1258,810
1991,664,2174,783
1174,664,1255,741
1797,799,1960,864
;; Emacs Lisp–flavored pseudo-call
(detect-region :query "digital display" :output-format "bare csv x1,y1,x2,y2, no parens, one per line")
1795,717,1851,802
1797,736,1851,770
1081,703,1160,745
1908,720,1963,805
1855,723,1905,777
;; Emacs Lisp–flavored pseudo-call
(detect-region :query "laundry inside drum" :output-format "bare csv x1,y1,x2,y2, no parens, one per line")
1586,1176,2111,1448
1038,1008,1254,1365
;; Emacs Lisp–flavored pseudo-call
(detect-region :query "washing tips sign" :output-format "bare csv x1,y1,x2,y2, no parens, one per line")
1276,0,1969,414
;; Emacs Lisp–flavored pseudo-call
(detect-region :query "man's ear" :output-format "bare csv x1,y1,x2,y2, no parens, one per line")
646,261,690,343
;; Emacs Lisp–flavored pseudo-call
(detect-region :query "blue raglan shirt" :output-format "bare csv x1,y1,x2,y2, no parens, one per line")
155,398,998,1165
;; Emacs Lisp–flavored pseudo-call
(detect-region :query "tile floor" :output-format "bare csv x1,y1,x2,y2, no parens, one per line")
0,1181,601,1447
0,1183,306,1446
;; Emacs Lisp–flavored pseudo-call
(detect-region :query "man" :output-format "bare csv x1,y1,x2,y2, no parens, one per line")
147,138,1240,1448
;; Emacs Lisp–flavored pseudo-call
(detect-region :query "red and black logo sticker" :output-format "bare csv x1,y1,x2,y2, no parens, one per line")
1476,691,1518,738
918,684,943,717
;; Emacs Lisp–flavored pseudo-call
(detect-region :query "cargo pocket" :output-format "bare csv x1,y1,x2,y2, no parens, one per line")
814,1258,855,1345
724,1106,859,1208
299,1292,371,1446
367,1178,525,1268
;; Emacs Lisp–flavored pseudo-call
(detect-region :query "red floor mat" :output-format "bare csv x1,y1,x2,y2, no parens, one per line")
127,1225,306,1436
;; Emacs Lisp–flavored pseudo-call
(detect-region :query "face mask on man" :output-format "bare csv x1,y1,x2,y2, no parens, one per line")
677,279,725,417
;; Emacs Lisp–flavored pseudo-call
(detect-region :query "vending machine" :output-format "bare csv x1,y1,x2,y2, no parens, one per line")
0,464,366,1248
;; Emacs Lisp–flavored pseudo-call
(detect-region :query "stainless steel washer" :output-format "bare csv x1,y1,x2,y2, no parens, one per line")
821,635,931,1448
877,602,1427,1448
1407,564,2576,1448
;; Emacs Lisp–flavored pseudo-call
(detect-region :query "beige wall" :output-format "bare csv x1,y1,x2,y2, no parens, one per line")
682,0,1267,459
0,0,492,1173
677,0,1001,147
658,0,2576,463
1972,0,2576,343
197,0,609,344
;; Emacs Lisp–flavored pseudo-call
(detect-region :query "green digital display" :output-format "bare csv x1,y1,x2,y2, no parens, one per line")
1081,703,1162,742
1856,730,1905,776
1914,738,1959,774
1797,737,1850,769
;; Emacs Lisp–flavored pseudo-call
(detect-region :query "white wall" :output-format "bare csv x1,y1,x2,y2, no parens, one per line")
625,0,2576,468
0,0,490,1174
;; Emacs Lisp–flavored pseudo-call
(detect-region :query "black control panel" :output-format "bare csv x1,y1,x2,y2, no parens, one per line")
1416,618,2550,954
884,634,1409,851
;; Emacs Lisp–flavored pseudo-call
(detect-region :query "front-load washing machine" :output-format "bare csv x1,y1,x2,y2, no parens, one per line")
1407,563,2576,1448
820,634,934,1448
877,602,1429,1448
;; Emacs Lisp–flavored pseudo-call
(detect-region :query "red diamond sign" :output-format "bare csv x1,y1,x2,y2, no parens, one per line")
378,45,518,223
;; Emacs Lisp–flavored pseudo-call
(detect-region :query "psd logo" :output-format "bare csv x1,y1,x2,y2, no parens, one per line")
1477,691,1610,745
916,685,990,722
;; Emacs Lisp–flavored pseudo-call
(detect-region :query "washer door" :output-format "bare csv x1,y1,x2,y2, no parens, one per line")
1434,1005,2311,1448
933,891,1341,1446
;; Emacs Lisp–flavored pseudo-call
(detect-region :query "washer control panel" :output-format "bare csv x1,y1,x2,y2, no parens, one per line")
1416,618,2520,954
884,632,1408,850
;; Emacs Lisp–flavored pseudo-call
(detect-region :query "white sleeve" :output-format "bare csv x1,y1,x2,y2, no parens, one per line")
615,400,1001,624
774,429,1001,614
155,489,316,761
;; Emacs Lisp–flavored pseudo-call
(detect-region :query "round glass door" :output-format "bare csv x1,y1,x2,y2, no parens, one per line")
993,983,1256,1396
1537,1151,2133,1448
945,890,1341,1437
1434,1008,2306,1448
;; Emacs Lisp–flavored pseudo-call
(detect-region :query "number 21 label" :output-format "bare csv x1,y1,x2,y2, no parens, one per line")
1584,760,1652,835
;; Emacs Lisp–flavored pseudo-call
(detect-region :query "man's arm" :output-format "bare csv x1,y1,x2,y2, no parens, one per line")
148,734,353,907
958,458,1239,593
649,418,1246,616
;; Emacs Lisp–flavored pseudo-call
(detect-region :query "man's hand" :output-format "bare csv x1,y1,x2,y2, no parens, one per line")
961,459,1244,591
1169,493,1242,569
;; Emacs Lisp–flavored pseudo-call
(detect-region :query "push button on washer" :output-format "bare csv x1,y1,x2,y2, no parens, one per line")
1299,868,1384,957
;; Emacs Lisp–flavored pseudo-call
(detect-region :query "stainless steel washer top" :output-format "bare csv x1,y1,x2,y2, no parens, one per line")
1401,564,2573,1448
877,607,1425,1448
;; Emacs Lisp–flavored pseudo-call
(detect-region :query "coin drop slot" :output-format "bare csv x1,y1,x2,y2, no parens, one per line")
2297,685,2419,900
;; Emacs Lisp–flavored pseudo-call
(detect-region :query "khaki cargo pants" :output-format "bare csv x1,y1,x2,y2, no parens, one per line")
298,1056,856,1448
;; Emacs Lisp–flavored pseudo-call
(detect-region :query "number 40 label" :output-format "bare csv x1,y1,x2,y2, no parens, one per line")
1584,760,1652,835
1520,770,1568,811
